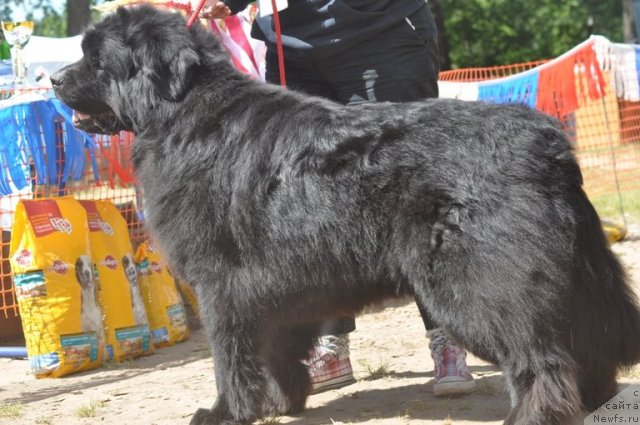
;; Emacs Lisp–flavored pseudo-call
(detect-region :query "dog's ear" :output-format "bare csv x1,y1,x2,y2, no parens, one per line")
129,20,201,101
92,263,101,292
75,257,83,286
165,46,200,101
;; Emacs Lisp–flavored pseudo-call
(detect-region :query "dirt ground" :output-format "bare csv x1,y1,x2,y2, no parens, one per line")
1,224,640,425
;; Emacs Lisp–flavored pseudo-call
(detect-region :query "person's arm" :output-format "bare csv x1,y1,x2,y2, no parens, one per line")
193,0,253,19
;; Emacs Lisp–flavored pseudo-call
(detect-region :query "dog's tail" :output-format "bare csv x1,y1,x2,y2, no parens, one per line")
569,187,640,408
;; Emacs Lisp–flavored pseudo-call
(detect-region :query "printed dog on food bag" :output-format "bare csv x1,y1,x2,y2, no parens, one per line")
52,6,640,425
122,253,148,326
75,255,103,333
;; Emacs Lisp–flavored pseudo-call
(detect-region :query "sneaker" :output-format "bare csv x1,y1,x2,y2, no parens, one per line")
305,334,356,394
428,328,476,397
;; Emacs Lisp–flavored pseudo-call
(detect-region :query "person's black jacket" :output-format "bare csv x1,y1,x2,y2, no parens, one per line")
225,0,427,59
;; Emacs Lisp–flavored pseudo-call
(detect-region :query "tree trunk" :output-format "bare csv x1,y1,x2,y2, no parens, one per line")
67,0,91,36
623,0,636,42
428,0,451,71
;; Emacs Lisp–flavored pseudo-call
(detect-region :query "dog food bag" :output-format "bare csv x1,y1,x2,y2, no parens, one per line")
78,200,153,361
134,241,189,347
10,198,105,378
175,278,202,330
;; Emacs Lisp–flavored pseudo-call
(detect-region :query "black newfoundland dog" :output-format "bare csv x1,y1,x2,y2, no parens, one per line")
52,6,640,424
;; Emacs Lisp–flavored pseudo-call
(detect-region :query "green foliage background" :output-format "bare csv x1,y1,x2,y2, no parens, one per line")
440,0,623,67
33,5,66,36
0,0,104,37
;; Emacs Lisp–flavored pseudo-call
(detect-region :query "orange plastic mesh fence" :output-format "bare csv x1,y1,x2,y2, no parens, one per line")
439,60,549,82
0,90,144,320
439,59,640,201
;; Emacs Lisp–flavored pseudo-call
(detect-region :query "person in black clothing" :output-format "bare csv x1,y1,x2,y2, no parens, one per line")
196,0,475,397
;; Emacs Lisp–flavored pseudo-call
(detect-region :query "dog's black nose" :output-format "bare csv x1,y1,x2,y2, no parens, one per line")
49,72,64,87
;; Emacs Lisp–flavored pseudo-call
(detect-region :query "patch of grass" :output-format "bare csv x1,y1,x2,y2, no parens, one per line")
0,402,23,419
35,416,54,425
443,415,453,425
258,415,281,425
75,399,106,418
403,399,428,417
590,190,640,222
358,359,392,380
579,141,640,203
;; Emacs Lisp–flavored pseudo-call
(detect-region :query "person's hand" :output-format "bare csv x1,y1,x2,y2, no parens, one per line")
192,0,231,19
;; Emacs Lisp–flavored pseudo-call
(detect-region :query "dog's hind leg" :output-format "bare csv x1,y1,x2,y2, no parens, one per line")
262,325,316,415
395,193,593,423
502,356,581,425
432,299,583,424
415,281,583,424
575,361,617,413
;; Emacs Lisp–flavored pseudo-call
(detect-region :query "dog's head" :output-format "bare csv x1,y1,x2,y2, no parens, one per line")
51,5,209,134
75,255,94,290
122,254,139,288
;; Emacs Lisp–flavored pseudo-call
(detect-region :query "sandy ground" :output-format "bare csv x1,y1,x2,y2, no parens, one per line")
1,224,640,425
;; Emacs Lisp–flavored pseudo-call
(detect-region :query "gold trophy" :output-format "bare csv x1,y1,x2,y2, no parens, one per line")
1,21,34,85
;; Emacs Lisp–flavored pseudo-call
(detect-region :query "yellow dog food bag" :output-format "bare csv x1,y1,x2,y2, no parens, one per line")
78,200,153,361
10,198,105,378
175,279,201,329
134,241,189,347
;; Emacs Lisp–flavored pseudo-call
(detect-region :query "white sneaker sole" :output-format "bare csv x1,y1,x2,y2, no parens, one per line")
433,379,476,397
310,374,356,394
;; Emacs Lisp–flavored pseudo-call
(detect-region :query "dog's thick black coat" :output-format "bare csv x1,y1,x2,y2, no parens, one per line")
52,6,640,424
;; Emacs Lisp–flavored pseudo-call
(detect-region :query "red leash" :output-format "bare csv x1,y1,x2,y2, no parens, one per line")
270,0,286,87
186,0,286,87
186,0,207,28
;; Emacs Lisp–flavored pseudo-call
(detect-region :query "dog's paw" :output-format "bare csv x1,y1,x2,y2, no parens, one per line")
189,407,248,425
189,408,216,425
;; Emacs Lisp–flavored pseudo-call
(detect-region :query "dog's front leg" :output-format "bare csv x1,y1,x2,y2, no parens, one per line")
190,308,266,425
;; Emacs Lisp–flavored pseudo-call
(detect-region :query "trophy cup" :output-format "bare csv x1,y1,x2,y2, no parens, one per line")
1,21,34,85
